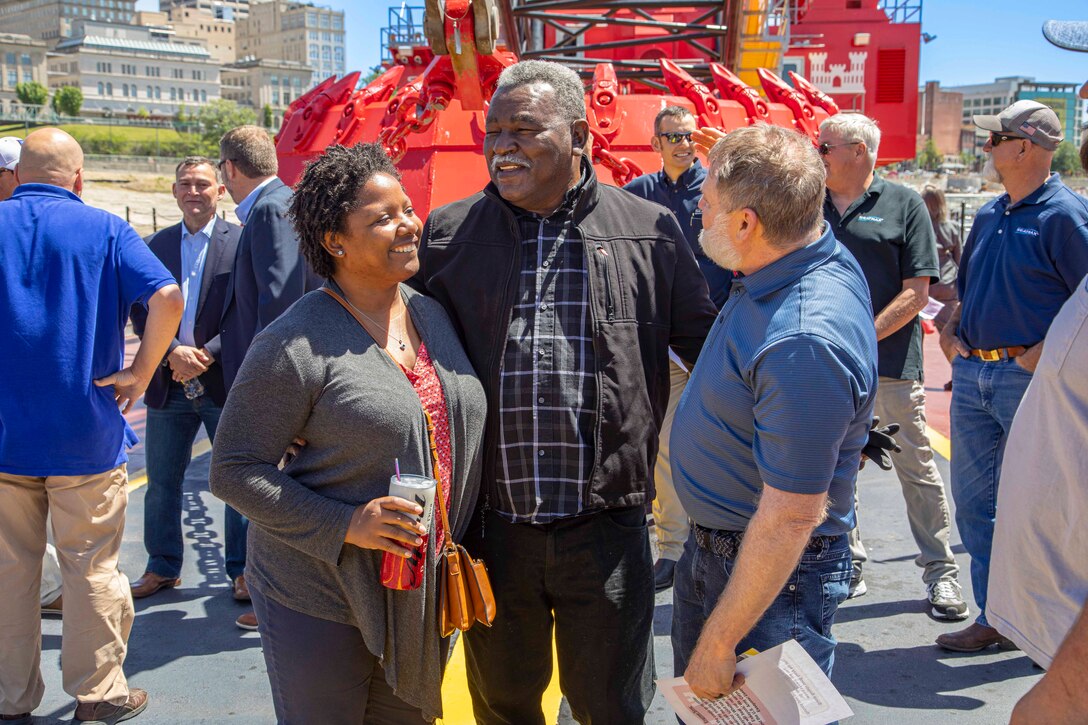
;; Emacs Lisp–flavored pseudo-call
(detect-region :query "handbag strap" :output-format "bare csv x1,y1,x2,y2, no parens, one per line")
423,409,457,552
321,286,455,551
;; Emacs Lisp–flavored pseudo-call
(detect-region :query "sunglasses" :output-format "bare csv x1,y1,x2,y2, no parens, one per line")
217,158,231,171
989,132,1026,147
817,141,862,155
659,132,693,144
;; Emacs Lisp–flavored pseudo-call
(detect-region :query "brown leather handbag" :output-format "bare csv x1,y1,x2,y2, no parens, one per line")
424,412,497,637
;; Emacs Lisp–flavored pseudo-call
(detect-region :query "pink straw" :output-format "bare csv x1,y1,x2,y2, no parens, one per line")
395,458,401,482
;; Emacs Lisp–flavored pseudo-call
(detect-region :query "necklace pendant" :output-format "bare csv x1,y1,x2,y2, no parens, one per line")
398,341,407,351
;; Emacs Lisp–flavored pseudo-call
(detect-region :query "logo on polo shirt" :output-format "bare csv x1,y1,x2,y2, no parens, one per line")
856,215,884,223
1015,227,1040,237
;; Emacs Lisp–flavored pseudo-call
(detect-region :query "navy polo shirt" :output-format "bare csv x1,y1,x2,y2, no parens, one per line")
824,176,938,381
624,159,732,308
670,226,877,537
0,184,175,475
958,173,1088,350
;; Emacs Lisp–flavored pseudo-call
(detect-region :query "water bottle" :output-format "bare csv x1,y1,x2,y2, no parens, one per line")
183,376,205,400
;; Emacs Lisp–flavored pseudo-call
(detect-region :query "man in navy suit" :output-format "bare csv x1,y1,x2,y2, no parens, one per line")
216,126,313,629
217,125,314,391
129,157,244,602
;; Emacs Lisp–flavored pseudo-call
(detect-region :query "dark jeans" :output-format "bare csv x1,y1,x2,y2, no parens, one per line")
949,355,1033,625
462,507,655,725
144,382,247,579
672,528,851,679
250,586,426,724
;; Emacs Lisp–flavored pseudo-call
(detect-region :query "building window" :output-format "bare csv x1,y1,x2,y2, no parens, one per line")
147,85,152,98
22,70,32,83
333,15,342,30
7,70,17,87
200,89,206,102
155,86,161,99
170,87,176,101
319,13,329,28
98,81,104,96
106,82,112,96
273,91,280,105
5,53,15,65
307,12,317,26
20,54,30,65
122,83,128,97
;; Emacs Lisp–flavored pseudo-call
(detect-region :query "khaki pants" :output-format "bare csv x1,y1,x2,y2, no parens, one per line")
0,465,134,713
652,360,691,562
849,378,959,584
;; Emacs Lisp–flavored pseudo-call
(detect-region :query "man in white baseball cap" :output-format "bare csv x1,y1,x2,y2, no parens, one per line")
0,136,23,201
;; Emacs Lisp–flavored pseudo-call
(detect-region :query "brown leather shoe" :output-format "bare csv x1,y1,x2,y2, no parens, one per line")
74,688,148,724
236,611,259,631
232,574,251,602
130,572,180,599
936,622,1019,653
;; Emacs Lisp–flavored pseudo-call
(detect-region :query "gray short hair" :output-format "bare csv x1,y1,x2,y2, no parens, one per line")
219,125,278,178
707,125,826,249
495,60,586,124
819,112,880,166
175,155,219,182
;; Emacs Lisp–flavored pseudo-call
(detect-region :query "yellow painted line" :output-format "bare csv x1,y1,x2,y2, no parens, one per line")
927,426,952,461
127,438,212,492
439,635,562,724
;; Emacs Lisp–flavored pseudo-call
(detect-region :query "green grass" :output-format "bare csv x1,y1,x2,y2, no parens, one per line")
0,122,202,155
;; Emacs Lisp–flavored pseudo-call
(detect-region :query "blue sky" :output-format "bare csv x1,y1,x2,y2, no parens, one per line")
137,0,1086,88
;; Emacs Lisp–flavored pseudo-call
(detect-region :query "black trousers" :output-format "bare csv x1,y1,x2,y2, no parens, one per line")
250,586,428,724
463,506,656,725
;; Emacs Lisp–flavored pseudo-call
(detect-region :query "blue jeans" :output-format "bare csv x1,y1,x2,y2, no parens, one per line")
672,529,851,679
949,355,1033,625
144,383,247,580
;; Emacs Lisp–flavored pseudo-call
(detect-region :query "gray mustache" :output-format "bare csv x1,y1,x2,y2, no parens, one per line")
491,155,531,173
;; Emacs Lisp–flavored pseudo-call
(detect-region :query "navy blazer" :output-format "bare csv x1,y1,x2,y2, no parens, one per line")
218,177,318,390
132,217,241,408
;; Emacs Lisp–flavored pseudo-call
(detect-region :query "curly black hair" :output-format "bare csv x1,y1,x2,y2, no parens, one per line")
289,142,400,279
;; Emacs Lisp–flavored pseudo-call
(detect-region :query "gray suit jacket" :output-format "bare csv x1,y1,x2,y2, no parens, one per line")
219,177,317,390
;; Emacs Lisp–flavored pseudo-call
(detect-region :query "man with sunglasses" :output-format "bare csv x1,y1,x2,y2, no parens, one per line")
819,113,967,621
936,100,1088,653
624,106,727,593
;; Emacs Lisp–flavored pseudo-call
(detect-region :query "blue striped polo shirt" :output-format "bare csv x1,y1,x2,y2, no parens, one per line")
671,225,877,536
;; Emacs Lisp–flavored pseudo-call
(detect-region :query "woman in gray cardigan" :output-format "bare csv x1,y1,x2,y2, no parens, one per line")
210,143,486,723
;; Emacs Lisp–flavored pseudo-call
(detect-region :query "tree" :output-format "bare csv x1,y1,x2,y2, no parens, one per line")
1051,141,1081,176
917,137,942,172
195,99,257,154
136,106,150,120
262,103,274,128
51,86,83,116
15,81,48,107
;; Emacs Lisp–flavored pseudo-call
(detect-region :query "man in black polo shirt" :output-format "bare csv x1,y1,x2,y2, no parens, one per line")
937,100,1088,653
624,106,725,592
820,113,967,620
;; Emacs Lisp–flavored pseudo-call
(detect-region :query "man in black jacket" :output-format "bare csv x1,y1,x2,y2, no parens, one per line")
415,60,717,724
130,157,243,602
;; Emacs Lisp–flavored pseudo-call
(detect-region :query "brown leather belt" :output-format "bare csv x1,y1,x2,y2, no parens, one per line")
969,346,1027,362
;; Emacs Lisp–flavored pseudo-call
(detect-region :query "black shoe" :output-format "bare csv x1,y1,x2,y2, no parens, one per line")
653,559,676,593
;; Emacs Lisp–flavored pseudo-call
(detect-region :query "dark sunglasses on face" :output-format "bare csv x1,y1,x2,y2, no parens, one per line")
817,141,862,156
659,132,693,144
989,132,1025,147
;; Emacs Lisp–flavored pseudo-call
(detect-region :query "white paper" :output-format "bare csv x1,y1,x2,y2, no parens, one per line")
920,297,945,320
657,640,854,725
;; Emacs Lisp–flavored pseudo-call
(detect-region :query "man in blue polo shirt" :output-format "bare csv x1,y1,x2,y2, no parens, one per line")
624,106,727,592
0,128,183,724
670,124,877,695
937,100,1088,653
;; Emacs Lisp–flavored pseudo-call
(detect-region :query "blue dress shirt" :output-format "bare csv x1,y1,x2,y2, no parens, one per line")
178,217,216,347
234,177,275,225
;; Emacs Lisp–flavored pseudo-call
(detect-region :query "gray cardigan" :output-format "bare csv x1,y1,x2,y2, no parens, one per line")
210,284,486,721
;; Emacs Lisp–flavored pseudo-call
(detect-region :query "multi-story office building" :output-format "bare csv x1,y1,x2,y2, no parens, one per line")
236,0,344,86
221,56,308,126
0,31,47,114
159,0,249,20
917,81,965,156
947,76,1085,152
135,7,235,64
0,0,137,46
48,18,220,117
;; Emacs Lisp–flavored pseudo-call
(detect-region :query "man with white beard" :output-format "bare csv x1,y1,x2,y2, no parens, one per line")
936,100,1088,653
669,124,877,695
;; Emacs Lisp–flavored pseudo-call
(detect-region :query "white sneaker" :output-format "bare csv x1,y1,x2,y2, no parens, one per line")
928,579,969,620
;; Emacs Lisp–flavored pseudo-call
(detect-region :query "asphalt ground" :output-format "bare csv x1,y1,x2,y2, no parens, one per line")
23,333,1041,724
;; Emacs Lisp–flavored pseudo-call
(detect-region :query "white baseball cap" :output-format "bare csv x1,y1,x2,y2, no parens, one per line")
0,136,22,171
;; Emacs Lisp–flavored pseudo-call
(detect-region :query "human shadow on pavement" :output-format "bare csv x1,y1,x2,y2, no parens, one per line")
834,641,1038,710
835,597,929,623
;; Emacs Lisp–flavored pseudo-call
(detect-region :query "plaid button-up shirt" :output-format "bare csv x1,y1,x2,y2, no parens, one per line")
494,191,597,523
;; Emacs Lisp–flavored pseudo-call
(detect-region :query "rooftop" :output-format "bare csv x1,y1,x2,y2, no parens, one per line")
55,34,211,59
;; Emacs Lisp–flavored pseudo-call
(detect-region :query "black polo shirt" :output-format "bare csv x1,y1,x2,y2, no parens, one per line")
824,176,938,381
